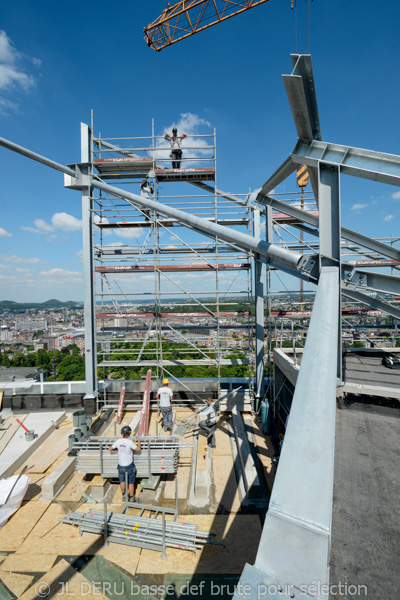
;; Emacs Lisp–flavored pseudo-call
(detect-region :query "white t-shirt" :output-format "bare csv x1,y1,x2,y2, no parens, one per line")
140,184,152,199
201,405,217,425
157,386,173,407
112,438,138,467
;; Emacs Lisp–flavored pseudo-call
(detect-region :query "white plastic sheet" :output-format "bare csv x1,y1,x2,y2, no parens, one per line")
0,474,30,528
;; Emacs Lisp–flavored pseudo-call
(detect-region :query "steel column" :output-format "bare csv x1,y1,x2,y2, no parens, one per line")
319,163,342,380
233,267,339,600
253,210,265,411
81,124,97,400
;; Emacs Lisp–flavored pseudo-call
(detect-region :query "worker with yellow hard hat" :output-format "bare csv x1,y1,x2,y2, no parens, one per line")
156,378,173,431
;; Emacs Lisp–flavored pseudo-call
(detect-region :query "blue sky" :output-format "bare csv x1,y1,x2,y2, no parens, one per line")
0,0,399,302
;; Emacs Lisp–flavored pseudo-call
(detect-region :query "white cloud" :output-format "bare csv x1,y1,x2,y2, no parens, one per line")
351,203,368,211
34,218,54,233
22,212,82,234
383,214,395,222
51,212,82,232
94,214,111,236
0,227,11,238
154,112,213,167
15,268,32,273
0,30,40,113
40,268,82,278
114,227,144,239
0,254,40,264
0,264,11,271
391,191,400,200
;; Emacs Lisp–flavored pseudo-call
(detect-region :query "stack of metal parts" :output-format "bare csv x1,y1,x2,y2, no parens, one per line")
74,436,186,478
61,508,213,553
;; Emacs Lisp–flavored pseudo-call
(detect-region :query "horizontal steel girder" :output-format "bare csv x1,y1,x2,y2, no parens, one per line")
82,178,305,273
282,54,322,143
341,288,400,321
292,139,400,187
342,266,400,296
257,195,400,262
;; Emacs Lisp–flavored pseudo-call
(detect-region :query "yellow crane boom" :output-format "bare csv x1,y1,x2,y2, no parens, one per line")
144,0,272,51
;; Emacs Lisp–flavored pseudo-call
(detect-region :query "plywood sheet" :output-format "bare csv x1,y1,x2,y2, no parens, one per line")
57,472,90,502
0,500,51,551
99,542,141,576
213,453,242,513
19,558,109,600
0,570,33,597
246,417,276,491
27,422,73,473
1,553,56,573
214,418,234,456
136,514,261,575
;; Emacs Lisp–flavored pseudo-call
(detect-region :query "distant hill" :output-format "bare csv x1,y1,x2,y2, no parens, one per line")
0,299,82,310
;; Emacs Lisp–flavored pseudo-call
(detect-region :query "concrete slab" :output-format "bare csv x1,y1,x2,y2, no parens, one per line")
41,456,76,500
0,412,66,479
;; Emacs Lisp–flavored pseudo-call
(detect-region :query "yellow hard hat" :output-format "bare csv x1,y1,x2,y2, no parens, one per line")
163,378,169,385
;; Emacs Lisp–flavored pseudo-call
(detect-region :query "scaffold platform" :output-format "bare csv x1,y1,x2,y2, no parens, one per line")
96,217,249,229
98,358,250,367
93,158,215,181
95,263,251,274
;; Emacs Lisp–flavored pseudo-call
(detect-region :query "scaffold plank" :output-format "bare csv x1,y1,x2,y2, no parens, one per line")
95,263,250,274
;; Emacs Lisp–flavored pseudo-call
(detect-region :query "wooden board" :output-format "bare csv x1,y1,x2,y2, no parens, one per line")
245,416,276,492
99,543,142,577
1,553,56,573
214,417,235,456
57,472,90,503
136,514,261,575
26,422,73,473
0,570,33,597
19,558,109,600
212,453,242,513
0,415,28,454
0,500,51,552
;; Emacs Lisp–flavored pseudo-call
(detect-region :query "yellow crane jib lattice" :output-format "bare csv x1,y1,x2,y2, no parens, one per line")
144,0,272,51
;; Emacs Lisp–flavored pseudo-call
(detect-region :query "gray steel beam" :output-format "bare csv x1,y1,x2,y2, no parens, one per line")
257,195,400,262
233,267,339,600
283,54,322,143
257,155,298,198
81,124,97,400
253,210,265,409
341,288,400,321
76,178,306,273
292,139,400,187
318,163,342,379
0,136,75,176
190,181,247,207
342,266,400,296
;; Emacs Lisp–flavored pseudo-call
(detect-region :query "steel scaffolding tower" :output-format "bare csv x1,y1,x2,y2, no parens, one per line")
89,123,256,404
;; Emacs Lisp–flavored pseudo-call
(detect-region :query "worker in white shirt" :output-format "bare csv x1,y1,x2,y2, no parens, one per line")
156,378,173,431
196,397,217,448
164,127,187,169
108,426,141,502
140,178,154,221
